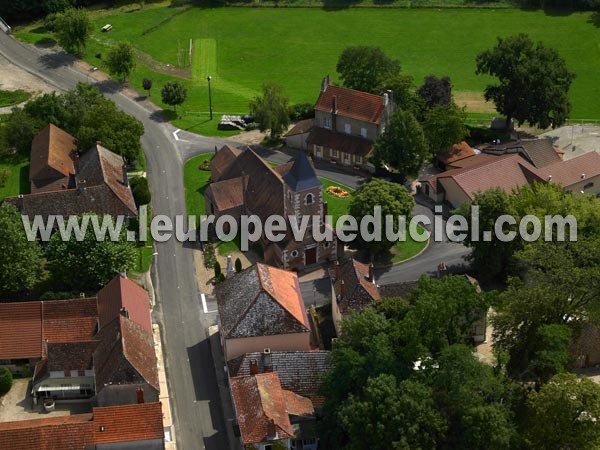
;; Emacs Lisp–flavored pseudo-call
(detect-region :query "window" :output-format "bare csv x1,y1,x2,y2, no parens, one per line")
332,149,339,158
323,117,332,129
343,152,349,163
355,155,362,164
344,123,351,134
324,241,330,248
360,127,367,138
291,250,299,257
583,182,594,190
315,145,322,158
305,193,314,205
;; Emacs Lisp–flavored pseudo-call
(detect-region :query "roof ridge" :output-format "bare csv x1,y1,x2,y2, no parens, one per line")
327,84,384,100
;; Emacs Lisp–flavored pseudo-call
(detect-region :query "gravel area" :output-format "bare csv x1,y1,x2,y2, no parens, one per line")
0,53,55,113
541,125,600,160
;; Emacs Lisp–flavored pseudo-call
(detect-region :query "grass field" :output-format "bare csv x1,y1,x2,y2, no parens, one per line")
16,7,600,134
0,120,29,199
0,90,31,108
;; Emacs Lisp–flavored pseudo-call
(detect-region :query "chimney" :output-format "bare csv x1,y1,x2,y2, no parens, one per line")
266,419,276,439
383,92,389,107
321,75,331,92
136,387,145,404
122,164,128,186
263,348,273,372
119,268,127,278
581,173,586,179
340,280,345,298
368,263,375,283
334,260,340,280
249,359,259,375
120,307,129,319
214,145,218,154
331,95,338,131
548,175,553,181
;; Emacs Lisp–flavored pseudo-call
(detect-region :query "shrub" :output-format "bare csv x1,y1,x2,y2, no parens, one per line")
288,103,315,121
0,367,13,396
214,260,222,279
234,257,242,273
198,158,211,171
130,176,151,206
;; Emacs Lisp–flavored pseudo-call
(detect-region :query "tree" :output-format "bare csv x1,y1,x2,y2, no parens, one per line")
5,107,44,152
339,374,447,450
336,46,400,94
142,78,153,96
417,75,452,110
249,82,290,138
422,103,469,153
161,81,187,113
45,214,136,291
347,178,415,258
234,257,242,273
372,109,428,179
378,73,421,117
0,203,42,294
525,373,600,450
476,34,575,129
0,367,12,396
129,176,151,206
106,42,136,82
54,8,92,55
45,0,73,13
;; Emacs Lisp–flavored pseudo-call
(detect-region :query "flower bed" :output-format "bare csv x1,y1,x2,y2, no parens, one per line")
327,186,349,198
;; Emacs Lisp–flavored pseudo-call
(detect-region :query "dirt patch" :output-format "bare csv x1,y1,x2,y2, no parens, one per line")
135,49,191,81
227,129,268,145
0,53,55,113
455,91,496,114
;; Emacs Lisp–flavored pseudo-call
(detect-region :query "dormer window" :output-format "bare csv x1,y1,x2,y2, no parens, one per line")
305,193,314,205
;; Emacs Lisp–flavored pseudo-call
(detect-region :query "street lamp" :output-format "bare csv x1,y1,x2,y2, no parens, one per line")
207,75,213,121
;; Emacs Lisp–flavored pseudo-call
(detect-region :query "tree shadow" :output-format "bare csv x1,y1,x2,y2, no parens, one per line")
38,51,74,69
542,8,575,17
588,11,600,28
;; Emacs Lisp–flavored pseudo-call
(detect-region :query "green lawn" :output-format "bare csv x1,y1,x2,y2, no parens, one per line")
0,120,29,199
0,90,31,108
15,6,600,135
184,153,213,218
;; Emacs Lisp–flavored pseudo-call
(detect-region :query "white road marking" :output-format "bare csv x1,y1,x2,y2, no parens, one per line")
201,293,208,313
172,129,182,141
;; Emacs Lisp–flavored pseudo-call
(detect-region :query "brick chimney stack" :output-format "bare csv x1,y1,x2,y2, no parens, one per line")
369,263,375,283
136,387,145,404
250,359,259,375
331,95,338,131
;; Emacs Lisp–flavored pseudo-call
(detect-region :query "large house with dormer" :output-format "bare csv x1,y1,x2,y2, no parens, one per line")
285,75,395,172
205,145,338,271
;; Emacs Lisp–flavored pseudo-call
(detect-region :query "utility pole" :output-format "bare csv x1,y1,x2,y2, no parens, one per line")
207,75,213,121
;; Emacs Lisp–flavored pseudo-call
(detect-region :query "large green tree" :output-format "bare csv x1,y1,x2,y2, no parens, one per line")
161,81,188,113
54,8,92,55
336,46,401,94
105,42,136,82
347,178,415,258
476,33,575,129
417,75,453,111
45,214,136,291
525,373,600,450
0,203,42,294
422,103,469,153
372,110,428,179
249,82,290,138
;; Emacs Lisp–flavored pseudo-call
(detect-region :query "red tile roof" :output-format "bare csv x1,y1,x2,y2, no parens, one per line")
315,85,385,124
205,175,247,212
0,297,98,360
93,402,164,444
334,259,380,314
211,145,242,181
97,274,152,334
536,151,600,187
231,373,294,445
29,124,77,193
438,141,476,166
307,126,374,156
283,390,315,416
285,118,314,137
0,414,94,450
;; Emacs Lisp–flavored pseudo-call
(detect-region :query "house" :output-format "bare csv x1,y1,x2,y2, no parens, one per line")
205,146,338,271
285,118,314,151
330,259,379,335
230,372,319,450
437,141,477,170
0,274,158,406
0,402,165,450
5,125,137,222
481,137,563,168
304,75,395,172
216,263,312,361
421,148,600,208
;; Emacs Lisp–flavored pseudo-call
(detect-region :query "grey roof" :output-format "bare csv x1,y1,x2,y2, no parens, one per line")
227,350,331,405
283,152,321,192
484,138,561,168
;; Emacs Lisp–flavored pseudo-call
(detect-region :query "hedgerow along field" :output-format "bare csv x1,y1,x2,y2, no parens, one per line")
17,6,600,135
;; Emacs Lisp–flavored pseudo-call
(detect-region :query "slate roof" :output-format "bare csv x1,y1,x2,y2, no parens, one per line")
282,151,321,191
0,414,94,450
29,124,77,193
0,297,98,360
93,315,159,392
93,402,164,444
484,137,562,168
204,176,247,212
228,350,331,406
46,341,97,372
97,274,152,334
211,144,242,182
307,126,373,156
285,118,314,137
5,143,137,220
230,373,295,445
315,84,385,124
333,259,380,314
216,263,311,339
423,153,544,199
536,151,600,187
438,141,476,166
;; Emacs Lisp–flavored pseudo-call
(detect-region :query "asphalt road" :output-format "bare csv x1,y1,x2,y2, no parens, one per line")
0,32,469,450
0,35,229,450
